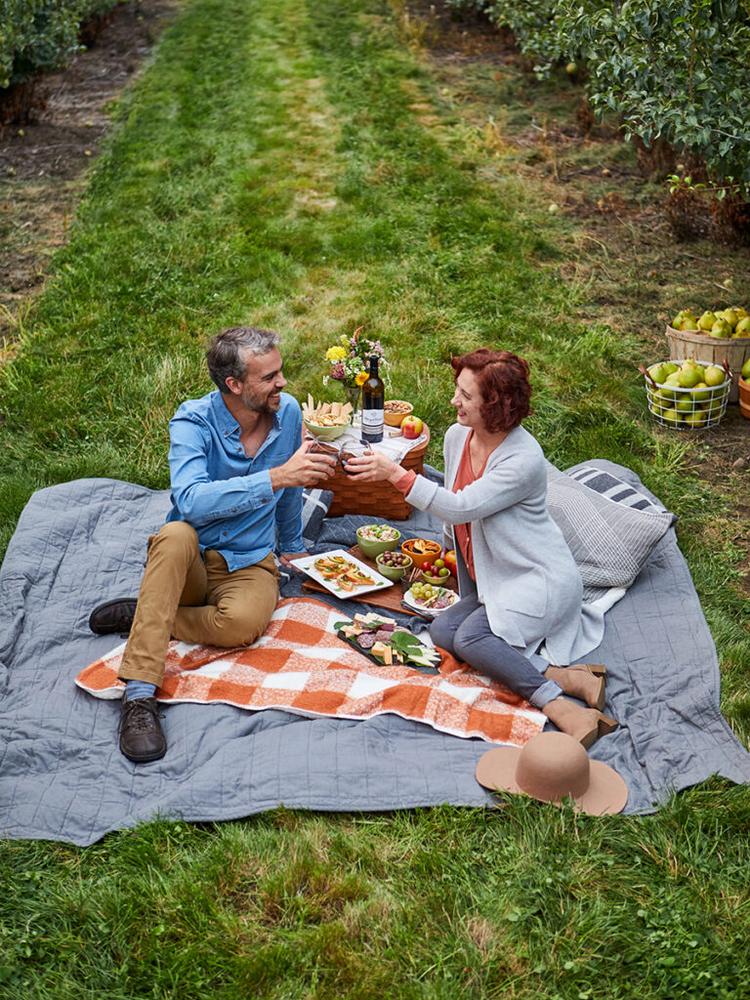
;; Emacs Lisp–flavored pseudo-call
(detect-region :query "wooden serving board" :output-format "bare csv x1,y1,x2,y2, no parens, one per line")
291,546,456,617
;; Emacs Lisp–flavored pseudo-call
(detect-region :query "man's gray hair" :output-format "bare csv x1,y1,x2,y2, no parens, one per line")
206,326,280,393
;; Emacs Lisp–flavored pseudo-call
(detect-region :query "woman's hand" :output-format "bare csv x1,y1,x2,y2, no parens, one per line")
344,450,401,482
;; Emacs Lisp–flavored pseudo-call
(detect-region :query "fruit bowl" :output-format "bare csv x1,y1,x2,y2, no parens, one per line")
384,400,414,427
401,537,442,569
643,358,730,430
421,570,453,586
375,550,413,582
356,524,401,559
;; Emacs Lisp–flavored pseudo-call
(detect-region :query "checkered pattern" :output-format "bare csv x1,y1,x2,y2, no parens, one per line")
76,598,545,746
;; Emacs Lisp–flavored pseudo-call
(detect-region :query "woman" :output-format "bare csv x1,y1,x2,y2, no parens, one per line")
346,348,617,748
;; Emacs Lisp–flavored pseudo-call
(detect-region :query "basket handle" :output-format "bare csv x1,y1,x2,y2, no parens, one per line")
721,358,733,380
638,364,659,389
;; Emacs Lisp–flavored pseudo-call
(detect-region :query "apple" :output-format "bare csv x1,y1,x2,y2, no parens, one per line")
742,358,750,379
443,549,457,576
401,415,424,439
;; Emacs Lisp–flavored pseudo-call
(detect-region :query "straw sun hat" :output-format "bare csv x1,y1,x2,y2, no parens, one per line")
475,731,628,815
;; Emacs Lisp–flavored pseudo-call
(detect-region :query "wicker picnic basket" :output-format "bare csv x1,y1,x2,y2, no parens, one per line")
665,325,750,403
327,426,430,520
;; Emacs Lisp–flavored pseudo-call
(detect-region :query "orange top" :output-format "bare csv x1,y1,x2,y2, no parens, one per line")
453,432,487,582
392,468,417,494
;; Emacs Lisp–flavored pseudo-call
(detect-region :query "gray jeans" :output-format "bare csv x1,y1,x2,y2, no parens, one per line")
429,595,562,709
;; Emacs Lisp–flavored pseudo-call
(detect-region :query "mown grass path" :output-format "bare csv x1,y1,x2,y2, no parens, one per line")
1,1,749,996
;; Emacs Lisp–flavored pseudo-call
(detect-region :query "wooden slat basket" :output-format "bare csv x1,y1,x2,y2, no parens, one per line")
327,427,430,520
665,325,750,403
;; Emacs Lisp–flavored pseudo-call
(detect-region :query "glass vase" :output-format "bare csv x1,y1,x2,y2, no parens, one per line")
344,383,361,425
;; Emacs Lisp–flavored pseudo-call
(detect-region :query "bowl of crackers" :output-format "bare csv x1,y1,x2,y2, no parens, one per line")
302,396,353,442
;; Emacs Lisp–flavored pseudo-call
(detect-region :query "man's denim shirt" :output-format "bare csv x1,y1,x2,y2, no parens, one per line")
166,390,304,571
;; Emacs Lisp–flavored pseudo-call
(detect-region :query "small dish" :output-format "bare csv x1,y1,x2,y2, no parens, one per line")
375,551,413,582
356,524,401,559
401,537,442,569
403,586,459,618
384,400,414,427
303,418,350,442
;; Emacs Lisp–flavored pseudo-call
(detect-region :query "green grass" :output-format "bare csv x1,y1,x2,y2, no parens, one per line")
0,0,749,996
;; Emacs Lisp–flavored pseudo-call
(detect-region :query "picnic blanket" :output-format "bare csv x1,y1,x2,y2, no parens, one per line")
1,462,749,845
75,598,546,744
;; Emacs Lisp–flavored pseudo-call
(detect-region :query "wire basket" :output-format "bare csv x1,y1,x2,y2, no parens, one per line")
642,360,731,430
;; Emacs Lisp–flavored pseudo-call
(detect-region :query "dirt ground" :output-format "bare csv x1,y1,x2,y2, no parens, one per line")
0,0,180,355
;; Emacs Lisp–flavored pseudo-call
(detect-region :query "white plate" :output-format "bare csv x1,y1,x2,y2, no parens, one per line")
403,586,459,618
292,549,394,598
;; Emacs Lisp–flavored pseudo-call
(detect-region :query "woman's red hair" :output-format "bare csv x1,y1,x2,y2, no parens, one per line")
451,349,532,433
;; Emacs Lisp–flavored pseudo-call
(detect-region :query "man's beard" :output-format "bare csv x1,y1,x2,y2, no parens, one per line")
241,387,281,414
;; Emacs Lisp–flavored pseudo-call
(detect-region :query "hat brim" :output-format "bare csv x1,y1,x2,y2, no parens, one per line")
475,747,523,794
475,747,628,816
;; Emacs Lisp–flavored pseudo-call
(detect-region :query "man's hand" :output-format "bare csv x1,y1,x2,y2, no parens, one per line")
270,440,337,490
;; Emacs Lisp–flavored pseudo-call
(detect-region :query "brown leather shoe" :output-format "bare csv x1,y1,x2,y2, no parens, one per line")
119,698,166,763
89,598,137,635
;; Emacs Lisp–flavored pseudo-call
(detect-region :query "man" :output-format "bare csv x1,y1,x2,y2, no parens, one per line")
89,326,336,763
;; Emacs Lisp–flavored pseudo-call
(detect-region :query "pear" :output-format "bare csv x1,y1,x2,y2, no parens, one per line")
647,363,669,384
691,382,711,403
710,319,732,338
721,307,740,328
679,314,699,332
660,373,682,401
697,310,716,332
704,365,726,387
678,364,701,388
672,310,697,331
661,407,681,423
734,316,750,337
656,387,676,405
684,410,708,428
663,362,679,377
742,358,750,379
672,310,688,327
675,397,694,413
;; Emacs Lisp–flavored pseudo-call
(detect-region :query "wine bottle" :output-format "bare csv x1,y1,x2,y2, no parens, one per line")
361,355,384,444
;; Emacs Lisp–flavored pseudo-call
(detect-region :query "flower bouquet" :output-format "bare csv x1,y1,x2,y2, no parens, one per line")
323,327,387,418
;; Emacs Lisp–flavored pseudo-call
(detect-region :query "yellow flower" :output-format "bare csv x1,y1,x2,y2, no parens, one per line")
355,370,369,387
325,345,347,361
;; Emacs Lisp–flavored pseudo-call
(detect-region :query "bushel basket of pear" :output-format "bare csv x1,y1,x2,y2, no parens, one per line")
668,307,750,403
642,358,731,430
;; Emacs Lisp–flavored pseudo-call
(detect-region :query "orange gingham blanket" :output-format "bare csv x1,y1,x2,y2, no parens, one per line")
76,597,545,745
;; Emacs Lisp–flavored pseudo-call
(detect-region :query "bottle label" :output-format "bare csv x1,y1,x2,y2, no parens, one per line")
361,408,384,433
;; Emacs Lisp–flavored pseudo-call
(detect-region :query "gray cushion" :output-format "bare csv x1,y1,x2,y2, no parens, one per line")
547,463,676,590
565,465,669,513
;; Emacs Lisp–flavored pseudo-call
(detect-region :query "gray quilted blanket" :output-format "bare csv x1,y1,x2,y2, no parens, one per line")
1,462,748,845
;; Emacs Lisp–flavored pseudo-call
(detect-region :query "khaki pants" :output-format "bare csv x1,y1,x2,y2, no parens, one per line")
118,521,280,687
